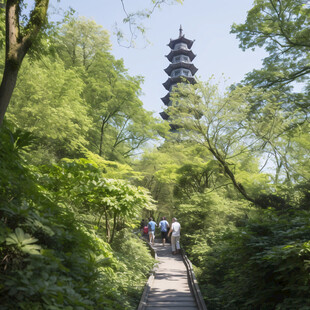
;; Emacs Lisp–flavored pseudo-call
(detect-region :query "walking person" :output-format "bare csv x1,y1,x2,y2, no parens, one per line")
159,216,170,246
168,217,181,255
140,219,146,236
148,217,157,245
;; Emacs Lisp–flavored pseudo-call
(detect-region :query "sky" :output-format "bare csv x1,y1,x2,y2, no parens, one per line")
50,0,267,116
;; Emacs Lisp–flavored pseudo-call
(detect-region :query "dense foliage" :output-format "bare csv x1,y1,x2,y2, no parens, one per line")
201,209,310,309
1,0,310,309
0,127,155,309
0,12,159,309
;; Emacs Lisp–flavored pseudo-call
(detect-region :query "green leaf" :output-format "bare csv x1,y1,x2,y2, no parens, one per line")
6,227,41,255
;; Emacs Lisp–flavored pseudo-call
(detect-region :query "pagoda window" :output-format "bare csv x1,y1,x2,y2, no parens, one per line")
174,43,187,50
172,55,190,63
182,69,191,76
172,56,181,63
172,69,181,77
181,55,190,62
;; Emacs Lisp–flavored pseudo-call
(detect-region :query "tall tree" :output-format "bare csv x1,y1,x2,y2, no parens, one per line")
6,55,91,163
0,0,49,125
231,0,310,90
55,17,110,70
230,0,310,124
230,0,310,185
56,17,168,161
167,81,282,203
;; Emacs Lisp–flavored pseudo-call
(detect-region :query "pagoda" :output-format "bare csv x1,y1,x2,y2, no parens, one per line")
160,26,198,125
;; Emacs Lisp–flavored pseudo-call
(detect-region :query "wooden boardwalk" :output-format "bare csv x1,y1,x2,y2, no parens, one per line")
138,241,204,310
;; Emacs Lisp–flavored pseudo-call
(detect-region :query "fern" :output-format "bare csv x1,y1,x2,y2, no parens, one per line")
6,227,41,255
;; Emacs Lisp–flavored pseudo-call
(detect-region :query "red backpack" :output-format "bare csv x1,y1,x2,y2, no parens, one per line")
143,226,148,234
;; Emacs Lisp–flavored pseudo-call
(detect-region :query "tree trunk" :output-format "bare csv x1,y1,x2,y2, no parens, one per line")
0,0,49,126
99,119,105,156
0,63,19,124
110,213,118,244
104,207,111,243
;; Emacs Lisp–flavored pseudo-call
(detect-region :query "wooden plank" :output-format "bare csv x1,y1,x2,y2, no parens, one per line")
148,301,197,307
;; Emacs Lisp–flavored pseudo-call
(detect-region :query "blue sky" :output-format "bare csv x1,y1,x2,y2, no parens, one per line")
50,0,267,115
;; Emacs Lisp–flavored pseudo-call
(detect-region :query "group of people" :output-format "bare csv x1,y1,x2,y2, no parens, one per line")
140,217,181,255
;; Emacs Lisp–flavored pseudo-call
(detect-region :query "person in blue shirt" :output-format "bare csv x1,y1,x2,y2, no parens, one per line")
147,217,157,245
159,216,170,246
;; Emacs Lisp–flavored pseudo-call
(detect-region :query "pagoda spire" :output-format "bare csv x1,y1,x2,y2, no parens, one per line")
160,27,198,129
179,25,183,37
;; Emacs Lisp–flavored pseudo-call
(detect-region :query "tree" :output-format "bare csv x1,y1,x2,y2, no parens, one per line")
5,16,168,163
41,158,155,243
56,17,168,161
135,142,197,216
135,139,235,219
231,1,310,177
173,161,223,199
167,81,277,203
6,55,91,163
231,0,310,89
0,0,49,125
55,16,110,70
84,62,163,160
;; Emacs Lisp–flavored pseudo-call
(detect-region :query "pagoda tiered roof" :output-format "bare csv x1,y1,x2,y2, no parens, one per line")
159,111,169,120
164,62,198,76
168,36,194,50
162,76,196,91
161,93,170,105
166,49,196,62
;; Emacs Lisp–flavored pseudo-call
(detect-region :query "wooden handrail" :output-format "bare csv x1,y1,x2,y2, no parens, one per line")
137,239,158,310
181,249,208,310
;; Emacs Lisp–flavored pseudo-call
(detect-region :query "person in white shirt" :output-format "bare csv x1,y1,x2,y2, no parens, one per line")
168,217,181,254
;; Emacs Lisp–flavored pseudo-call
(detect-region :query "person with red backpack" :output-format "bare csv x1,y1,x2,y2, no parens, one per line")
143,225,148,235
140,219,147,236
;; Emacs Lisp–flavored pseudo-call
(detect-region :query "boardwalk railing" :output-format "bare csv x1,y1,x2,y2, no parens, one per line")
137,239,158,310
181,249,208,310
